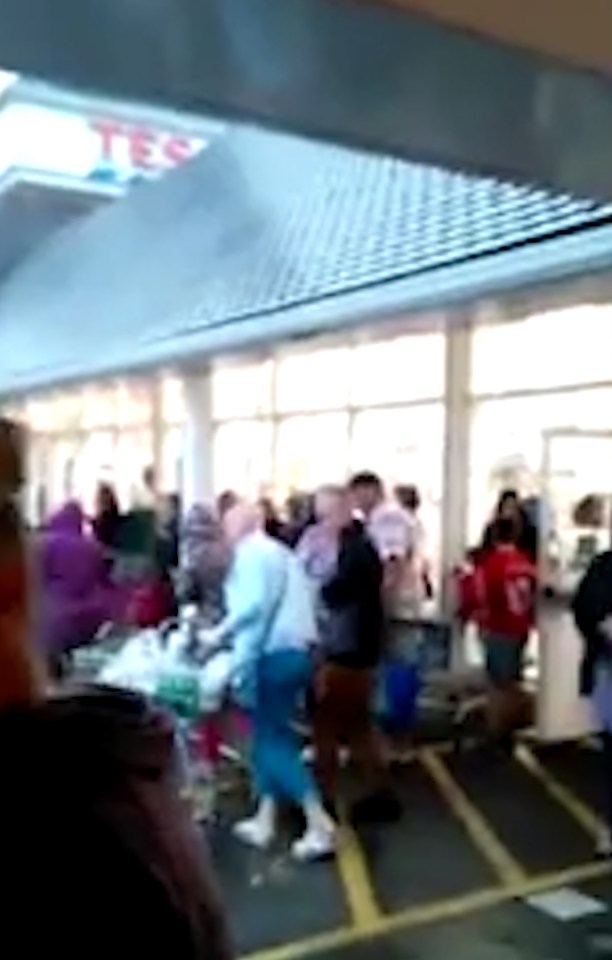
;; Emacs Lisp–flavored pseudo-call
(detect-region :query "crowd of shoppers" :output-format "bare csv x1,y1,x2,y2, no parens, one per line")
31,467,430,858
8,413,612,956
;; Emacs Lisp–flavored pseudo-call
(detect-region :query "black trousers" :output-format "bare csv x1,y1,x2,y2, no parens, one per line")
601,732,612,830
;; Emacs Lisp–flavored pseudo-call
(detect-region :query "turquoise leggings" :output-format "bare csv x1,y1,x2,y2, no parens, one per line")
252,649,317,804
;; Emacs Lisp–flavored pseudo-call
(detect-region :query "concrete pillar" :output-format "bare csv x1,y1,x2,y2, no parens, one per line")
182,369,214,509
440,317,472,618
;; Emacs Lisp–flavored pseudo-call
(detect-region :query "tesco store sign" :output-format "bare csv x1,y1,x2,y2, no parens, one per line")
90,118,202,177
0,101,209,186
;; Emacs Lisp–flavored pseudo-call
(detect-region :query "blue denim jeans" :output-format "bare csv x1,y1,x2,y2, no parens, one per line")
252,649,317,804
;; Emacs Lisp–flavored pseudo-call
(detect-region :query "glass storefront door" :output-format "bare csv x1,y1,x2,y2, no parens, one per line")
537,430,612,741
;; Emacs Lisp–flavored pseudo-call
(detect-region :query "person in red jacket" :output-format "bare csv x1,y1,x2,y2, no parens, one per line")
477,516,537,747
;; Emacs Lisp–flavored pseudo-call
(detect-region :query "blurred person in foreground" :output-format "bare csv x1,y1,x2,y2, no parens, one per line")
203,502,335,860
0,419,233,959
312,487,400,821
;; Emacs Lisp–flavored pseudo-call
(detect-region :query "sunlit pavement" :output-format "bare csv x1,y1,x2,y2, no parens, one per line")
204,741,612,960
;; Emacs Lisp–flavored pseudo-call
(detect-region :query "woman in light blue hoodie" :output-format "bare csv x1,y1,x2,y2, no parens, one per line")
204,503,335,861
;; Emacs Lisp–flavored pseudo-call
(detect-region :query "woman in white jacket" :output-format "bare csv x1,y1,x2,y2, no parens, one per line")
205,503,335,861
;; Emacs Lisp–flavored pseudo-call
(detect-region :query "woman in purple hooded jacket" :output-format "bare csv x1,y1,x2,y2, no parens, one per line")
33,501,126,661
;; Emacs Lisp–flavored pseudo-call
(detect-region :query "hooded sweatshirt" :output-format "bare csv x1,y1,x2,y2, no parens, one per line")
33,502,126,654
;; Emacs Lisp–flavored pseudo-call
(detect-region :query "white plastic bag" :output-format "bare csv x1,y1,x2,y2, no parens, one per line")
99,630,169,695
198,650,233,714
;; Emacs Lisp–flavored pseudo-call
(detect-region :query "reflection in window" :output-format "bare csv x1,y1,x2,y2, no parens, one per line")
214,420,273,498
351,333,445,406
468,387,612,543
275,348,351,414
471,305,612,397
275,414,350,499
212,361,273,420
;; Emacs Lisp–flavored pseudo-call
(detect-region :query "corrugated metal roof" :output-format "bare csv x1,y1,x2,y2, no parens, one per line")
2,122,612,395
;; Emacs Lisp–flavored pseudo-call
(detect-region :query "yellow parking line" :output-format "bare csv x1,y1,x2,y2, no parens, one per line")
515,744,604,839
420,749,526,886
334,819,381,931
242,860,612,960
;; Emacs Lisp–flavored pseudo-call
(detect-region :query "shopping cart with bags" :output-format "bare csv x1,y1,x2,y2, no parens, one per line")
72,617,244,819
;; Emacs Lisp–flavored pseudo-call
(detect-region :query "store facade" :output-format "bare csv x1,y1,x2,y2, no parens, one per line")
9,277,612,587
5,272,612,746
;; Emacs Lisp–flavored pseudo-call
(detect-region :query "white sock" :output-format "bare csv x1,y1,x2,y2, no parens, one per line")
293,798,336,862
255,797,277,834
233,797,277,849
302,796,335,834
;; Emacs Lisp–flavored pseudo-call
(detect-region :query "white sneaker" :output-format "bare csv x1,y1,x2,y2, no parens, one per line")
291,823,336,862
233,816,275,850
595,827,612,859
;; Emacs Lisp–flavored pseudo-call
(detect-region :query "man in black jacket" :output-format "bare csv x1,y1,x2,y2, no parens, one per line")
573,550,612,696
312,488,397,820
573,550,612,857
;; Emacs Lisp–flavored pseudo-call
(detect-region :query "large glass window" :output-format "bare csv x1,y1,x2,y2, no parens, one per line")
275,413,350,497
351,403,445,563
162,426,183,493
212,360,273,420
214,420,274,498
115,430,153,507
351,333,445,406
116,382,153,427
81,387,118,430
468,387,612,543
275,347,351,413
49,438,80,508
471,305,612,396
162,376,185,424
72,431,116,512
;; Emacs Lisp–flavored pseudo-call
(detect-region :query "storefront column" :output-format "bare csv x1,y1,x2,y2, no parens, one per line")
440,318,472,619
182,369,214,509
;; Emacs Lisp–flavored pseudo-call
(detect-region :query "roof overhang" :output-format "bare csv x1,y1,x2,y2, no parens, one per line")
1,121,611,399
0,0,610,199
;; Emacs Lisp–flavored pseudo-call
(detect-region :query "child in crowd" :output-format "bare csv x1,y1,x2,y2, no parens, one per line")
476,516,537,749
